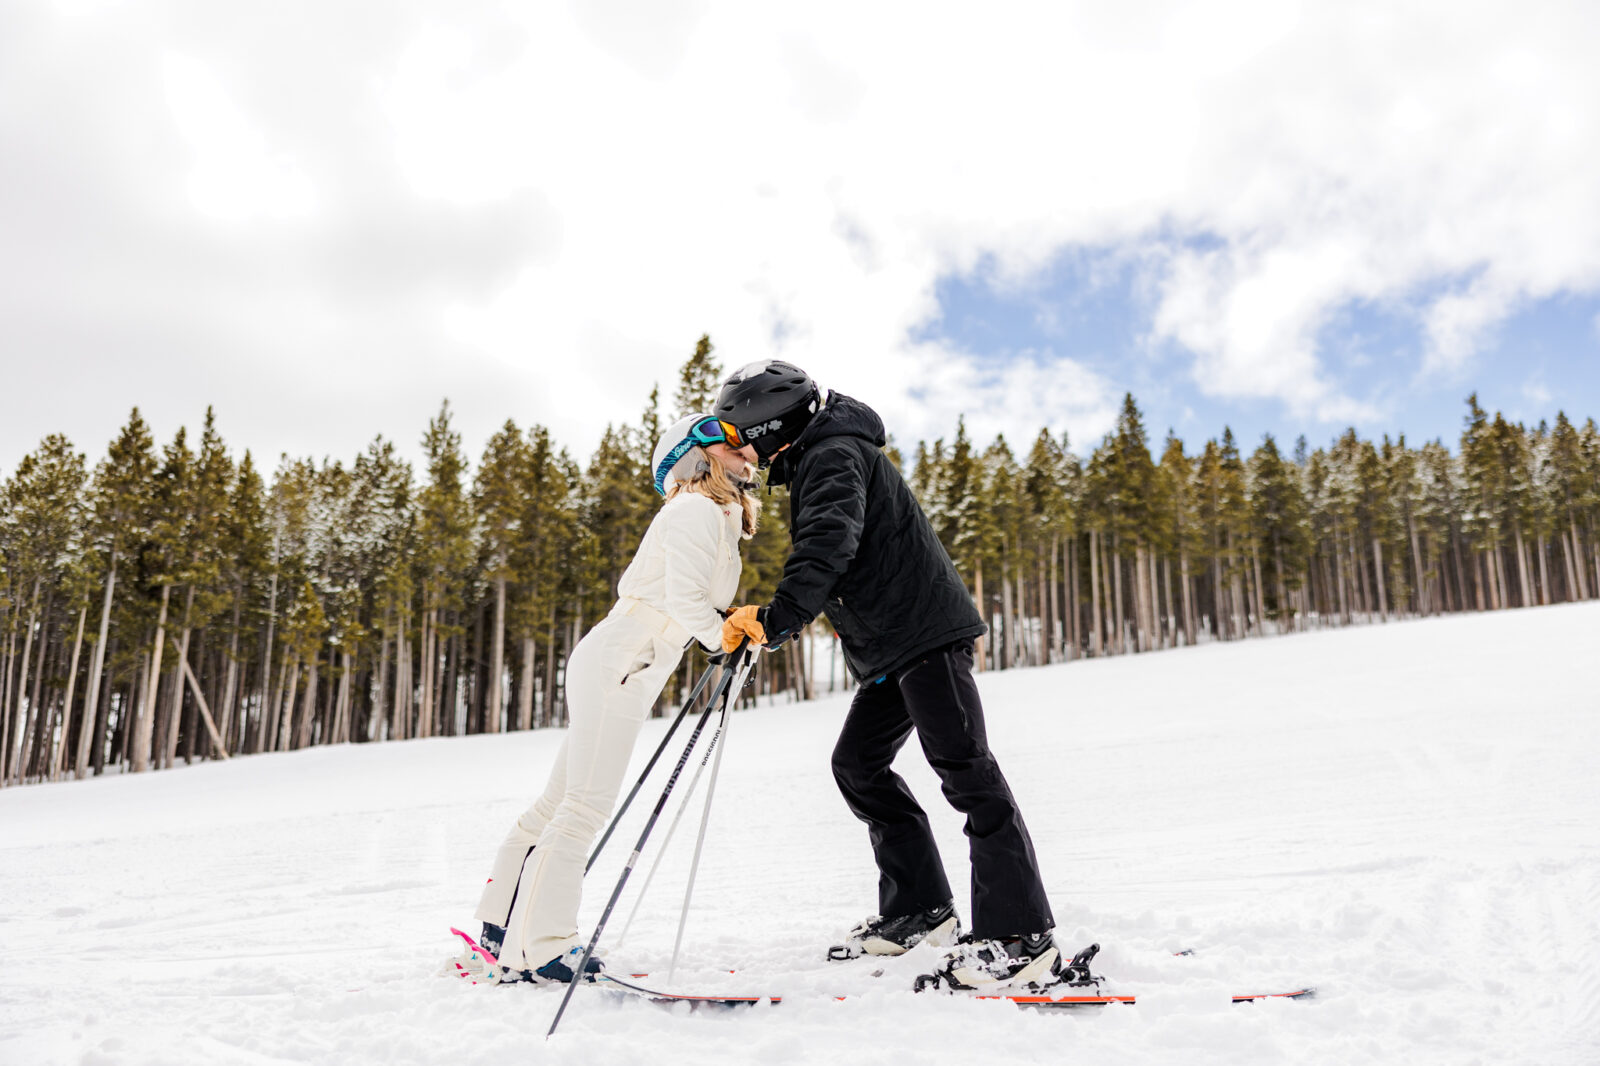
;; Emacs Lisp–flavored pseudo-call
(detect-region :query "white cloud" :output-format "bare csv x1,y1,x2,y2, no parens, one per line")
2,0,1598,472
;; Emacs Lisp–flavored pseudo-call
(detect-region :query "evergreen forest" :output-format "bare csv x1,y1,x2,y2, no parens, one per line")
3,336,1598,787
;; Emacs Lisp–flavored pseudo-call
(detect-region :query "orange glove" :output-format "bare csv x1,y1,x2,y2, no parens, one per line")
721,604,766,654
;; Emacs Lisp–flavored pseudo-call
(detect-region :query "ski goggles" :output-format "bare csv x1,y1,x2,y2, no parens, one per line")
687,415,727,447
717,419,747,448
653,416,729,496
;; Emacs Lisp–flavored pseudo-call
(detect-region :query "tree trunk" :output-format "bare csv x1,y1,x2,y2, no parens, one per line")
1513,523,1531,608
487,577,507,734
50,605,89,781
0,629,15,786
1089,533,1102,657
177,648,229,759
260,530,281,748
334,648,353,743
267,653,291,751
5,580,42,783
510,635,531,731
1571,518,1592,599
1180,550,1194,645
544,614,559,728
1371,538,1388,621
163,588,196,768
1536,534,1551,606
1110,534,1125,654
75,554,118,778
375,613,392,741
218,599,242,752
999,564,1014,669
132,584,171,774
1066,537,1079,658
296,650,321,749
276,656,300,752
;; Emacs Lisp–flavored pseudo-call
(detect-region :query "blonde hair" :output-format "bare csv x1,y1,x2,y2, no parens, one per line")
667,453,760,537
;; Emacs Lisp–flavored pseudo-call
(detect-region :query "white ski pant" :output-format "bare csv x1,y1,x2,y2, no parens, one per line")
474,612,682,971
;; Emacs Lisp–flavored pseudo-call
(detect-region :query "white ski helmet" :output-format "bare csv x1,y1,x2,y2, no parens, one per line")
651,413,728,496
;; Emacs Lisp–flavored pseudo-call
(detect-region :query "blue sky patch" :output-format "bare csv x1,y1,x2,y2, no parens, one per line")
916,251,1600,455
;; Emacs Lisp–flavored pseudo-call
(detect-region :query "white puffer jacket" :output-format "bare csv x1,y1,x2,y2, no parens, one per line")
614,491,745,651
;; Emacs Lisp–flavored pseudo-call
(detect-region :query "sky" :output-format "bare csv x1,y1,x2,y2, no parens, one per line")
3,0,1599,480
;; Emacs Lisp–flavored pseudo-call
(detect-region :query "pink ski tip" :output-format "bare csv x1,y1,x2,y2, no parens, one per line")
449,926,500,968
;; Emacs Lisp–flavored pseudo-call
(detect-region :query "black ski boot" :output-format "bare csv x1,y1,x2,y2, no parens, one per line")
828,901,962,961
479,922,506,959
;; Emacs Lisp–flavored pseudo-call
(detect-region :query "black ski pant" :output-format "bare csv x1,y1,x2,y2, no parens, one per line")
831,641,1054,940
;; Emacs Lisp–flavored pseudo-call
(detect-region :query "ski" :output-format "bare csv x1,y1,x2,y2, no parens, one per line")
597,972,1314,1009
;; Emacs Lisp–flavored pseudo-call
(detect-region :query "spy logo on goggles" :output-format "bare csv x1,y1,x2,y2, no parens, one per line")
743,419,786,439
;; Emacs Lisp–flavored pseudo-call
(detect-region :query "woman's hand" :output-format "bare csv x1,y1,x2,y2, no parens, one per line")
721,604,767,653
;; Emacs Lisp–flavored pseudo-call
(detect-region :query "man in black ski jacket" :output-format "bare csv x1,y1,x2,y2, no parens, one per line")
714,360,1060,993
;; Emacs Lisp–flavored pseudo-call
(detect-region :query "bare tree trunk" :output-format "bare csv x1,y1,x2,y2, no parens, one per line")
544,607,558,727
512,634,534,731
1250,543,1267,635
1089,532,1102,657
20,598,57,782
132,584,171,774
260,529,281,747
162,587,196,769
999,564,1014,669
267,653,291,751
76,554,118,778
1535,534,1551,606
1180,550,1195,645
487,578,507,734
1513,523,1532,608
0,629,15,785
5,580,42,783
276,655,300,752
373,612,391,742
296,650,321,749
1571,519,1592,599
1371,538,1388,621
50,605,89,781
1110,534,1125,654
396,610,412,741
177,648,229,758
218,604,241,752
1066,537,1080,658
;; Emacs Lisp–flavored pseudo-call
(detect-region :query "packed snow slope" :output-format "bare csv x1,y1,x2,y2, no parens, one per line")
3,604,1597,1065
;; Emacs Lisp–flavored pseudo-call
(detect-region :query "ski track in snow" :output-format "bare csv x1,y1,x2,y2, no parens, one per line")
2,604,1598,1065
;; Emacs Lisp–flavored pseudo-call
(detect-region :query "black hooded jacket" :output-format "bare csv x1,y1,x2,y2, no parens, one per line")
760,392,986,681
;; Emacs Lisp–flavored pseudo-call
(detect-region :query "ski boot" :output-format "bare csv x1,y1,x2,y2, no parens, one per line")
828,901,962,961
500,945,606,985
912,933,1094,993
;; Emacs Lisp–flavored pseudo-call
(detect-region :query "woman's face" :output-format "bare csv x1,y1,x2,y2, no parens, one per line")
705,441,755,480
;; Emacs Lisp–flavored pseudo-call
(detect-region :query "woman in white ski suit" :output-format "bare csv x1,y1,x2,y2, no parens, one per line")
474,414,757,980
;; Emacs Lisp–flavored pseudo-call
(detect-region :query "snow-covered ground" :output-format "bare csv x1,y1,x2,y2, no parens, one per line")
3,604,1597,1065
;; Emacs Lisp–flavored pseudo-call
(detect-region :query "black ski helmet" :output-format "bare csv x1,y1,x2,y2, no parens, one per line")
714,360,821,462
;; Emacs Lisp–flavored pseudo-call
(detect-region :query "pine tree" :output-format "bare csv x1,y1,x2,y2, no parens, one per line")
474,420,530,733
415,402,474,739
673,334,722,419
1,434,87,784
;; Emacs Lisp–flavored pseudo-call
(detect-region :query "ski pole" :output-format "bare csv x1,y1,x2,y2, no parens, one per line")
585,656,721,874
613,709,729,951
546,643,755,1039
666,667,736,982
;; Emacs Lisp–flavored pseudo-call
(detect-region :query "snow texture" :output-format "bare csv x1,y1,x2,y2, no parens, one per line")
2,603,1597,1065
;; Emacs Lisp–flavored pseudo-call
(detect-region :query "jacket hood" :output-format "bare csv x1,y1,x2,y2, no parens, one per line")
767,392,886,485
